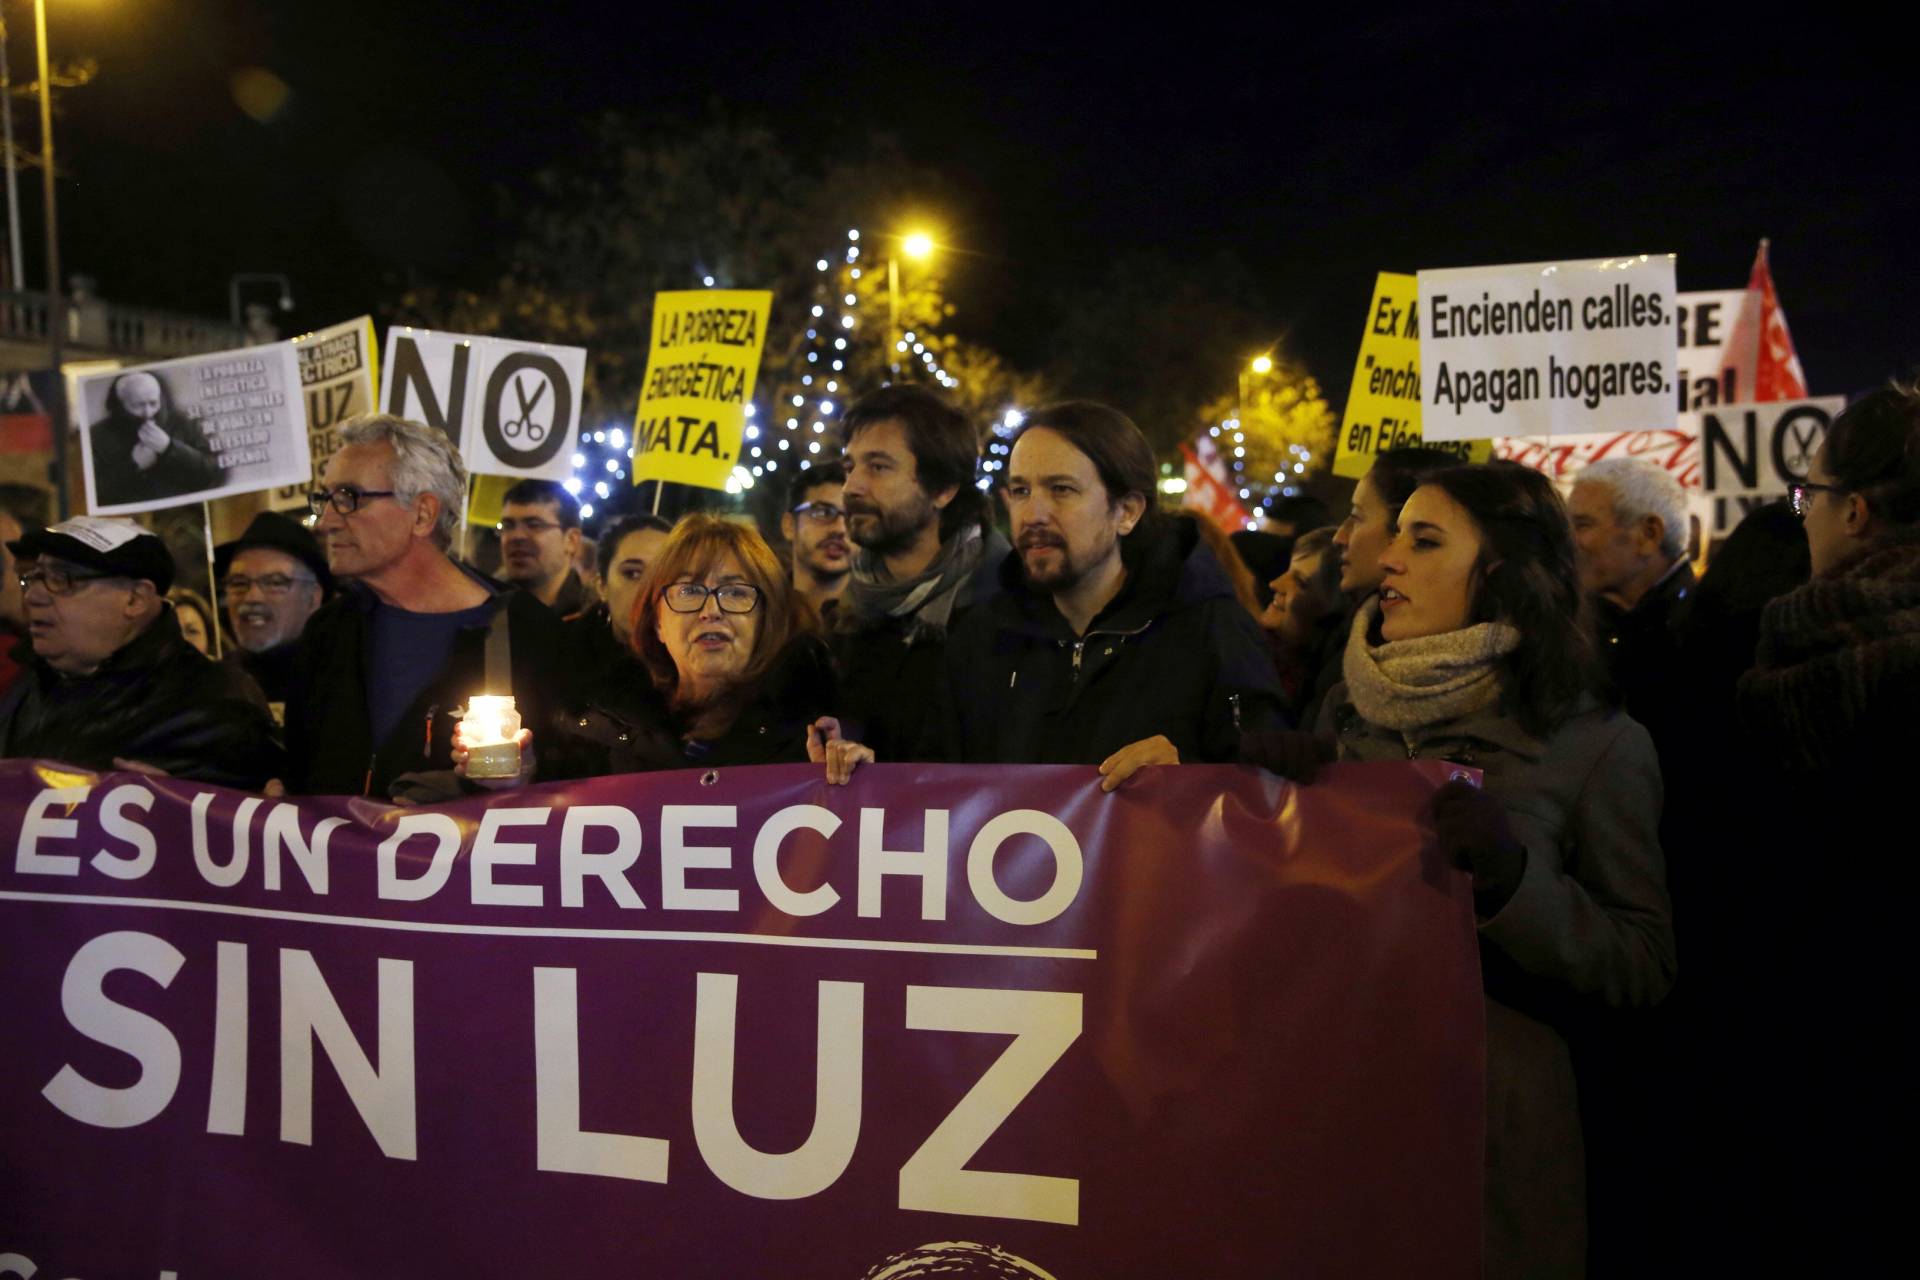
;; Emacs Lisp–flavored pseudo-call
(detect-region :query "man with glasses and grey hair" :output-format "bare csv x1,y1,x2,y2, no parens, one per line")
280,414,565,798
0,515,279,786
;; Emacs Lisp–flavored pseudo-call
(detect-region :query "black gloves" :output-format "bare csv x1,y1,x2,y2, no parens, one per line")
1239,729,1336,783
1430,779,1527,917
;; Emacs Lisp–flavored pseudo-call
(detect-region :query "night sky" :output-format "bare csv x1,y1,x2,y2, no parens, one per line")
31,0,1920,406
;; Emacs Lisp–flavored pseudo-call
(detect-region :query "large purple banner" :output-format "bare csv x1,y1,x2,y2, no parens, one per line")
0,758,1483,1278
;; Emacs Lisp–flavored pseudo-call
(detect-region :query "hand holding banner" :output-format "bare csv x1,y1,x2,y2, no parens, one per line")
0,759,1483,1278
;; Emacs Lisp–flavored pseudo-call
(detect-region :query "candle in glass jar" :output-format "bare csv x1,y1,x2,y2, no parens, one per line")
461,695,521,779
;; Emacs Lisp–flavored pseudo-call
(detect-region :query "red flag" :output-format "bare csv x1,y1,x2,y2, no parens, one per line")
1726,239,1809,401
1180,442,1251,530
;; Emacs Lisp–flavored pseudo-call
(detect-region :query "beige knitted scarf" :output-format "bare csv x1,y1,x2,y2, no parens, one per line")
1341,597,1522,732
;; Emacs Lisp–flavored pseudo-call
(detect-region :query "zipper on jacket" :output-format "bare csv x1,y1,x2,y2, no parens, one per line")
1229,692,1242,733
1067,620,1151,680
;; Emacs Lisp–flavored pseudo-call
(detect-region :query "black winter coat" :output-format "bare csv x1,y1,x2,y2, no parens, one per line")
0,607,282,788
559,602,642,701
945,518,1288,765
546,635,837,776
282,574,567,797
1594,560,1695,760
831,528,1007,763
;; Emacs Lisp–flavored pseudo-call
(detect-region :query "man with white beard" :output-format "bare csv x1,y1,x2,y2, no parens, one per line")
214,510,331,722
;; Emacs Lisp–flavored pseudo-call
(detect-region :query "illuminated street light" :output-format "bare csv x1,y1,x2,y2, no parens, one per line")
1250,354,1274,375
889,228,940,379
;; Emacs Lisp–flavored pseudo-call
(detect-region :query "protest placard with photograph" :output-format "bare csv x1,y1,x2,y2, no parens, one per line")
74,343,309,516
1417,255,1678,441
381,327,589,482
267,316,380,512
632,290,773,491
1334,272,1493,478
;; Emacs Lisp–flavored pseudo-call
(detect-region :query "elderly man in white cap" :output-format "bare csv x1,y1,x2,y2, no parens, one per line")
0,515,279,786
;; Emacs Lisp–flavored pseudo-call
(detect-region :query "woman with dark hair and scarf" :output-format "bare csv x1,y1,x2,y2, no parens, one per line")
1247,461,1674,1279
1297,446,1463,727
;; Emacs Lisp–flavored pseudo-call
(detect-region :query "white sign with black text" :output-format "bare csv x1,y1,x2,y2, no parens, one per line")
381,327,588,481
1691,396,1846,499
74,343,310,516
1419,255,1679,440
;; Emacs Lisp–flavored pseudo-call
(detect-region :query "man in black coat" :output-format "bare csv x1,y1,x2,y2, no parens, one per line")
825,386,1007,763
1568,456,1696,754
0,516,281,787
87,371,223,508
282,415,565,799
819,402,1287,786
954,403,1286,782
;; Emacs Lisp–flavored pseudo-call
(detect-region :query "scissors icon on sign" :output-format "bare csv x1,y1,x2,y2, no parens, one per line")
503,374,550,443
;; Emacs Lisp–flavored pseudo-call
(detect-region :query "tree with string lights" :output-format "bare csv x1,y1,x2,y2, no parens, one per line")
1198,356,1337,518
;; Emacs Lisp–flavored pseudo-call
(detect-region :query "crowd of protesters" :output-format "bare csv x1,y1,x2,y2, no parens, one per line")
2,378,1916,1276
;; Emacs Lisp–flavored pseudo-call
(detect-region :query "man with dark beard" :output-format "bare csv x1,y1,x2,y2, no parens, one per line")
812,386,1006,764
816,401,1287,786
944,401,1285,785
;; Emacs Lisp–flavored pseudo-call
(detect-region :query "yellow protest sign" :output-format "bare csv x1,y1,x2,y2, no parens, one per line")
631,290,773,491
1335,273,1490,478
467,474,512,527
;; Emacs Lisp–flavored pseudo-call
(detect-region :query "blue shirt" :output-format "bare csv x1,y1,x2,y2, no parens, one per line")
366,599,496,747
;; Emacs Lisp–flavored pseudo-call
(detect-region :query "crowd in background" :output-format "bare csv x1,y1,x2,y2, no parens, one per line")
2,378,1916,1276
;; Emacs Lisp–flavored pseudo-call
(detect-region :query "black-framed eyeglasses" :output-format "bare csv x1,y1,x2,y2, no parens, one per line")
308,486,398,517
18,565,119,596
662,582,762,614
223,573,318,598
791,501,846,525
1788,481,1849,518
497,516,564,536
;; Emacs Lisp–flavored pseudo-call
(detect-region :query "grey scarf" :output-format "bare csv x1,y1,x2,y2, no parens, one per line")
1341,597,1522,733
844,524,985,644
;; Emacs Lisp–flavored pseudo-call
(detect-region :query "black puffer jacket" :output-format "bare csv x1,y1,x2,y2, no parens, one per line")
945,517,1288,765
546,635,837,776
0,606,282,788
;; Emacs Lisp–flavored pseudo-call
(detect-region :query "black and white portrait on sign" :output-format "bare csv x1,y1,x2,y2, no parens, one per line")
77,342,311,515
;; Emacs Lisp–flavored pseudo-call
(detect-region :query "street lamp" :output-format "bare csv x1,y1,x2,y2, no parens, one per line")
229,272,295,334
888,229,936,379
33,0,66,517
1237,352,1274,428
